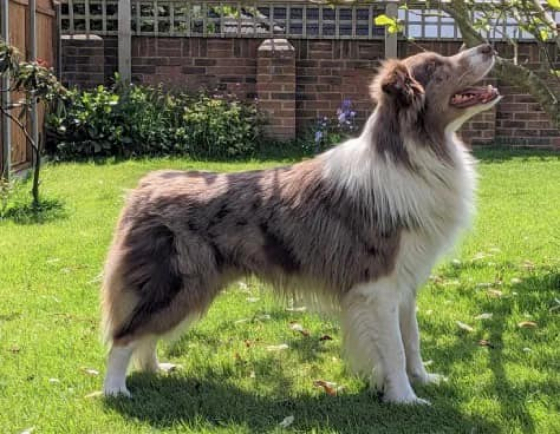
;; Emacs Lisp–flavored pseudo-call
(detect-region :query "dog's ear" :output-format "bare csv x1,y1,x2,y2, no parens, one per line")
371,60,424,107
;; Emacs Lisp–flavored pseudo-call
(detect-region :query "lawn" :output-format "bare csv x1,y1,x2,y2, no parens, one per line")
0,149,559,434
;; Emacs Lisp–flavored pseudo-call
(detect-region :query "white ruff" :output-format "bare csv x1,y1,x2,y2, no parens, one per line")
322,117,476,248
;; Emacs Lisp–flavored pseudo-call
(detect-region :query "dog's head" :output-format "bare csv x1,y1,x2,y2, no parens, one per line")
371,44,500,135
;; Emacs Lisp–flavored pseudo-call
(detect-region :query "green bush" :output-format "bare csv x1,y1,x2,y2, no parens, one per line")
47,82,265,160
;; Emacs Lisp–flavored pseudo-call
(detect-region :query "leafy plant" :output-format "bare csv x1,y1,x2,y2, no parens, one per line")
0,38,65,206
47,81,265,160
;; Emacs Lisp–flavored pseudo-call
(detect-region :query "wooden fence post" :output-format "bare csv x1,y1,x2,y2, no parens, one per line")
118,0,131,82
384,1,398,59
29,0,39,161
1,0,10,179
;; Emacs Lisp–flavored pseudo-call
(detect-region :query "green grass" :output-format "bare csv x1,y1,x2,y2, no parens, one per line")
1,149,559,433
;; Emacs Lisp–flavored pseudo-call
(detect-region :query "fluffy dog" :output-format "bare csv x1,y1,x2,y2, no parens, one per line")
101,44,500,404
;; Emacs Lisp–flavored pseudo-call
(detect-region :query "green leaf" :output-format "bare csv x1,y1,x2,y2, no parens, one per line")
540,29,549,41
374,14,396,27
546,0,560,11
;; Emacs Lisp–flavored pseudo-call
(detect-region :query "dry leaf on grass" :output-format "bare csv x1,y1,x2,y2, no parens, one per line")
313,380,343,396
289,322,310,337
456,321,475,332
430,275,444,284
266,344,289,351
85,391,103,399
319,335,333,341
473,252,493,261
476,283,493,289
518,321,538,328
510,277,522,284
81,367,99,376
246,297,259,303
286,306,306,312
20,428,35,434
478,340,495,349
487,289,503,298
278,415,295,428
521,260,535,271
49,378,60,383
475,313,493,320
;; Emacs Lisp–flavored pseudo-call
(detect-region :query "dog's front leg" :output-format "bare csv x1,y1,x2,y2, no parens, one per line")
399,291,446,386
342,278,429,404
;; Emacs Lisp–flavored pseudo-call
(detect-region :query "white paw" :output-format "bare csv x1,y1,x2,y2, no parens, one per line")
158,362,181,373
409,371,448,385
103,384,131,398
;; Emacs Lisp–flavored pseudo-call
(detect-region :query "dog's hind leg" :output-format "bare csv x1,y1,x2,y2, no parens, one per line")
133,336,159,373
342,277,429,405
400,292,446,386
104,343,134,397
133,335,181,373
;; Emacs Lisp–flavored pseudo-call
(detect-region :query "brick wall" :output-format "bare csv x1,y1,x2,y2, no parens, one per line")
61,35,117,88
61,35,105,88
131,37,260,100
60,36,560,148
292,40,383,134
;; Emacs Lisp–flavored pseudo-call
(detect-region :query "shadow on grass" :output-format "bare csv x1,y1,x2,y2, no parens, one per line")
0,197,67,225
421,264,560,434
46,142,312,168
473,146,560,164
104,369,499,434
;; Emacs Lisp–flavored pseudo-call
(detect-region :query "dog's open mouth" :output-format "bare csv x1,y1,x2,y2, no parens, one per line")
450,85,500,108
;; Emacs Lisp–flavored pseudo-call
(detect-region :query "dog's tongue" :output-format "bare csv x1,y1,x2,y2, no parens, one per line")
451,85,499,108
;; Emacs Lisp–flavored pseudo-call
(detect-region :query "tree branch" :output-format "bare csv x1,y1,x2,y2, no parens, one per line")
0,105,39,154
438,0,560,129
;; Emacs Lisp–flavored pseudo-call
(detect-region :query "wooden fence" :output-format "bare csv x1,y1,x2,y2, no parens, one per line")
0,0,57,175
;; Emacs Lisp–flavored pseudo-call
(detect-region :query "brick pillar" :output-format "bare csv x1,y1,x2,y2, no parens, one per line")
257,39,296,140
61,35,106,89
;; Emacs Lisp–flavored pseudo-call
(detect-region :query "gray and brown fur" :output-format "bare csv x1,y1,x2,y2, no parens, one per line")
102,159,402,345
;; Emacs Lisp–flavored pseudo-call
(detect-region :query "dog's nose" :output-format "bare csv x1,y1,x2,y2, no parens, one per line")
479,44,496,56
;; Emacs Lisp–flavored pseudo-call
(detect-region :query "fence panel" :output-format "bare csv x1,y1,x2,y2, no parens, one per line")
0,0,56,173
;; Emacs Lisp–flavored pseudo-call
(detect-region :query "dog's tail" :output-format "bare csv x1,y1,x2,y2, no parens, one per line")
100,237,137,346
101,215,184,346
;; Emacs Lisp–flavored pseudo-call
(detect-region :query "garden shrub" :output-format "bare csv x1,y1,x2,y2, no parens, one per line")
47,82,265,160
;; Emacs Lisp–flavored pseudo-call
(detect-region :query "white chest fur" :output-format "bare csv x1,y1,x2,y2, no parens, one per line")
323,132,476,291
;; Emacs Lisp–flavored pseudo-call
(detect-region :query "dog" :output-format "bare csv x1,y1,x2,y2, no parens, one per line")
101,44,500,404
